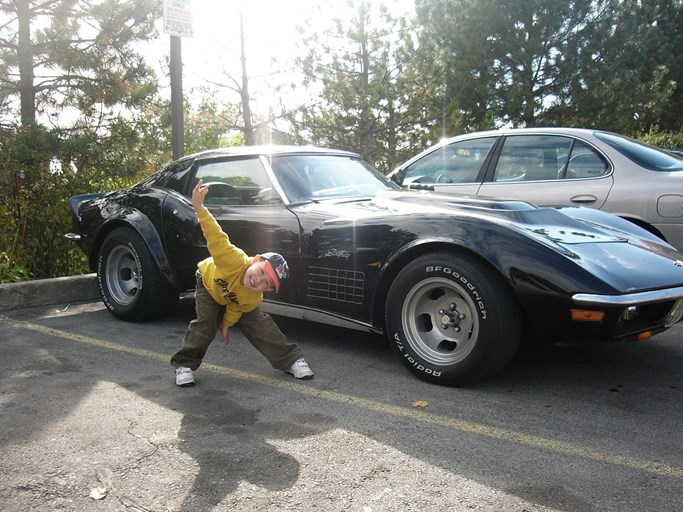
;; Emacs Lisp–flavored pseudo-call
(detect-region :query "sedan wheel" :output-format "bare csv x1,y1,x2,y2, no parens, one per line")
97,227,178,321
386,251,521,385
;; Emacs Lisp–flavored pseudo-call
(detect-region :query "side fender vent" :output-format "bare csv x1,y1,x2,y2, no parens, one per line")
307,266,364,304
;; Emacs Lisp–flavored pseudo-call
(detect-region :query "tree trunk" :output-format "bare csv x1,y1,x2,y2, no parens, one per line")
359,0,375,162
17,0,35,126
239,7,254,145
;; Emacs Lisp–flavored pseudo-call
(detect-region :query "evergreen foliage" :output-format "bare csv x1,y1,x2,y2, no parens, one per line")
0,0,164,281
287,0,430,172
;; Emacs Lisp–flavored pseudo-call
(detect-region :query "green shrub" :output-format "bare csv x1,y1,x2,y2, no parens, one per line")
0,124,154,280
0,252,33,283
640,130,683,151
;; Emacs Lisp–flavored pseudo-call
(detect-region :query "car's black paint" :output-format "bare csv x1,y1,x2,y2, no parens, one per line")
67,146,683,385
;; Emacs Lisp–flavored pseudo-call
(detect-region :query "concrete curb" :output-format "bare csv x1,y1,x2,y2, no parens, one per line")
0,273,100,310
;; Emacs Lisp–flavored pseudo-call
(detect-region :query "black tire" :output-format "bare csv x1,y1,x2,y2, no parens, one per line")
97,227,178,321
385,251,521,385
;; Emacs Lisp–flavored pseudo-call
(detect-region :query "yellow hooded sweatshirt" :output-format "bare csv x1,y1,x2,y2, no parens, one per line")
195,208,263,327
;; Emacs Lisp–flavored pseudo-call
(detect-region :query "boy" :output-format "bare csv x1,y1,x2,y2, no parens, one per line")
170,179,313,386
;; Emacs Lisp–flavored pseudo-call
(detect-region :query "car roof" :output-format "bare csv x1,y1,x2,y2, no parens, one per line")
184,145,360,164
437,127,610,144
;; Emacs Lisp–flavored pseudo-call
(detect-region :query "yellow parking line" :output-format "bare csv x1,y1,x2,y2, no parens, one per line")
2,314,681,479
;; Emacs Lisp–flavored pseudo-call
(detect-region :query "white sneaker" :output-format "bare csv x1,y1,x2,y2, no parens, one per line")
286,358,313,379
175,366,195,387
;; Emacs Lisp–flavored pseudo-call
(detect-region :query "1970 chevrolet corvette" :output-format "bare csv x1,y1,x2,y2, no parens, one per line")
66,146,683,385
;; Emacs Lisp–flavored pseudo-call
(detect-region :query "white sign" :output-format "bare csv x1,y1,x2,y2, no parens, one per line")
163,0,194,38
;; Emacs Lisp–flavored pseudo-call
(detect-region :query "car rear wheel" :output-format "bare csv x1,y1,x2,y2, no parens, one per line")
97,227,178,321
385,251,521,385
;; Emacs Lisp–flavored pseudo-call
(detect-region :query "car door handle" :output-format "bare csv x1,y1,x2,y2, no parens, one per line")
570,195,597,205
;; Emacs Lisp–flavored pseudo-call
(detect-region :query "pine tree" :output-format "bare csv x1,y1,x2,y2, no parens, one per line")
0,0,160,129
288,0,425,172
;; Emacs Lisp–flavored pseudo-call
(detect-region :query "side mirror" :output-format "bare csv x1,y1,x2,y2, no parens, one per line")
407,182,435,192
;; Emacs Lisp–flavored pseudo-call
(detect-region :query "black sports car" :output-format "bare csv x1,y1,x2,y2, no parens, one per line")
66,146,683,385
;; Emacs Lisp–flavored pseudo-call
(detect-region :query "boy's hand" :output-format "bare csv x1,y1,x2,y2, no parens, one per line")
192,179,210,214
219,324,230,344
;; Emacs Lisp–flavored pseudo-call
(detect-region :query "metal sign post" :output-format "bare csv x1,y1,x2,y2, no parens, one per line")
163,0,194,161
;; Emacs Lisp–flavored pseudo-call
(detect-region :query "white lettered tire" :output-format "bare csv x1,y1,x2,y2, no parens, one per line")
97,227,178,321
385,251,521,385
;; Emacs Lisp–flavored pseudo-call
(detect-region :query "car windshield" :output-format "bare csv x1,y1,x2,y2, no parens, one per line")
268,154,399,202
595,132,683,172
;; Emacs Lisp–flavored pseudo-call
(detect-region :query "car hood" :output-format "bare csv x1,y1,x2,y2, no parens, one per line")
298,190,683,293
313,190,625,244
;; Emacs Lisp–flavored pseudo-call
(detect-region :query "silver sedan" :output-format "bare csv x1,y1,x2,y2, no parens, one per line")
389,128,683,252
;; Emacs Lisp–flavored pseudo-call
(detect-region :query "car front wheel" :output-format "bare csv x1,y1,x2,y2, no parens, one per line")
385,251,521,385
97,227,178,321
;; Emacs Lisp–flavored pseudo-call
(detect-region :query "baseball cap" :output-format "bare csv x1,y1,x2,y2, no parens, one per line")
260,252,289,293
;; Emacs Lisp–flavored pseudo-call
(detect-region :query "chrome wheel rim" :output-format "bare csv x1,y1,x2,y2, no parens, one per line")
401,277,478,365
105,245,140,306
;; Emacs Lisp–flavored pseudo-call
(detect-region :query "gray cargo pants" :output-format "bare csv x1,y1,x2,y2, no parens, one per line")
170,271,303,371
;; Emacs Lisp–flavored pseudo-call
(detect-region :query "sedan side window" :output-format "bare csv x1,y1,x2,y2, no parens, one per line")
404,137,496,184
195,157,281,206
493,135,573,182
563,141,609,179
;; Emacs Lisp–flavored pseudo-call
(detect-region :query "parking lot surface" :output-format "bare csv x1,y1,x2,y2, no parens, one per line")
1,294,682,511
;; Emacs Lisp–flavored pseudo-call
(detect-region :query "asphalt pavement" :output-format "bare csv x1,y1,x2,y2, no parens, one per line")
0,276,681,511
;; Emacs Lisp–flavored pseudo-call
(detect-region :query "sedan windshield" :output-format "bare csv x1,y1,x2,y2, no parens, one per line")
268,154,399,202
595,132,683,172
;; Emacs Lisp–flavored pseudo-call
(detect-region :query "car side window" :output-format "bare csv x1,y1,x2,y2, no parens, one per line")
493,135,573,182
563,141,609,179
150,160,193,192
194,157,281,206
404,137,496,184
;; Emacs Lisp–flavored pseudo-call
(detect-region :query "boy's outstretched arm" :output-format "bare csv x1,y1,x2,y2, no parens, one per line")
192,179,209,214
